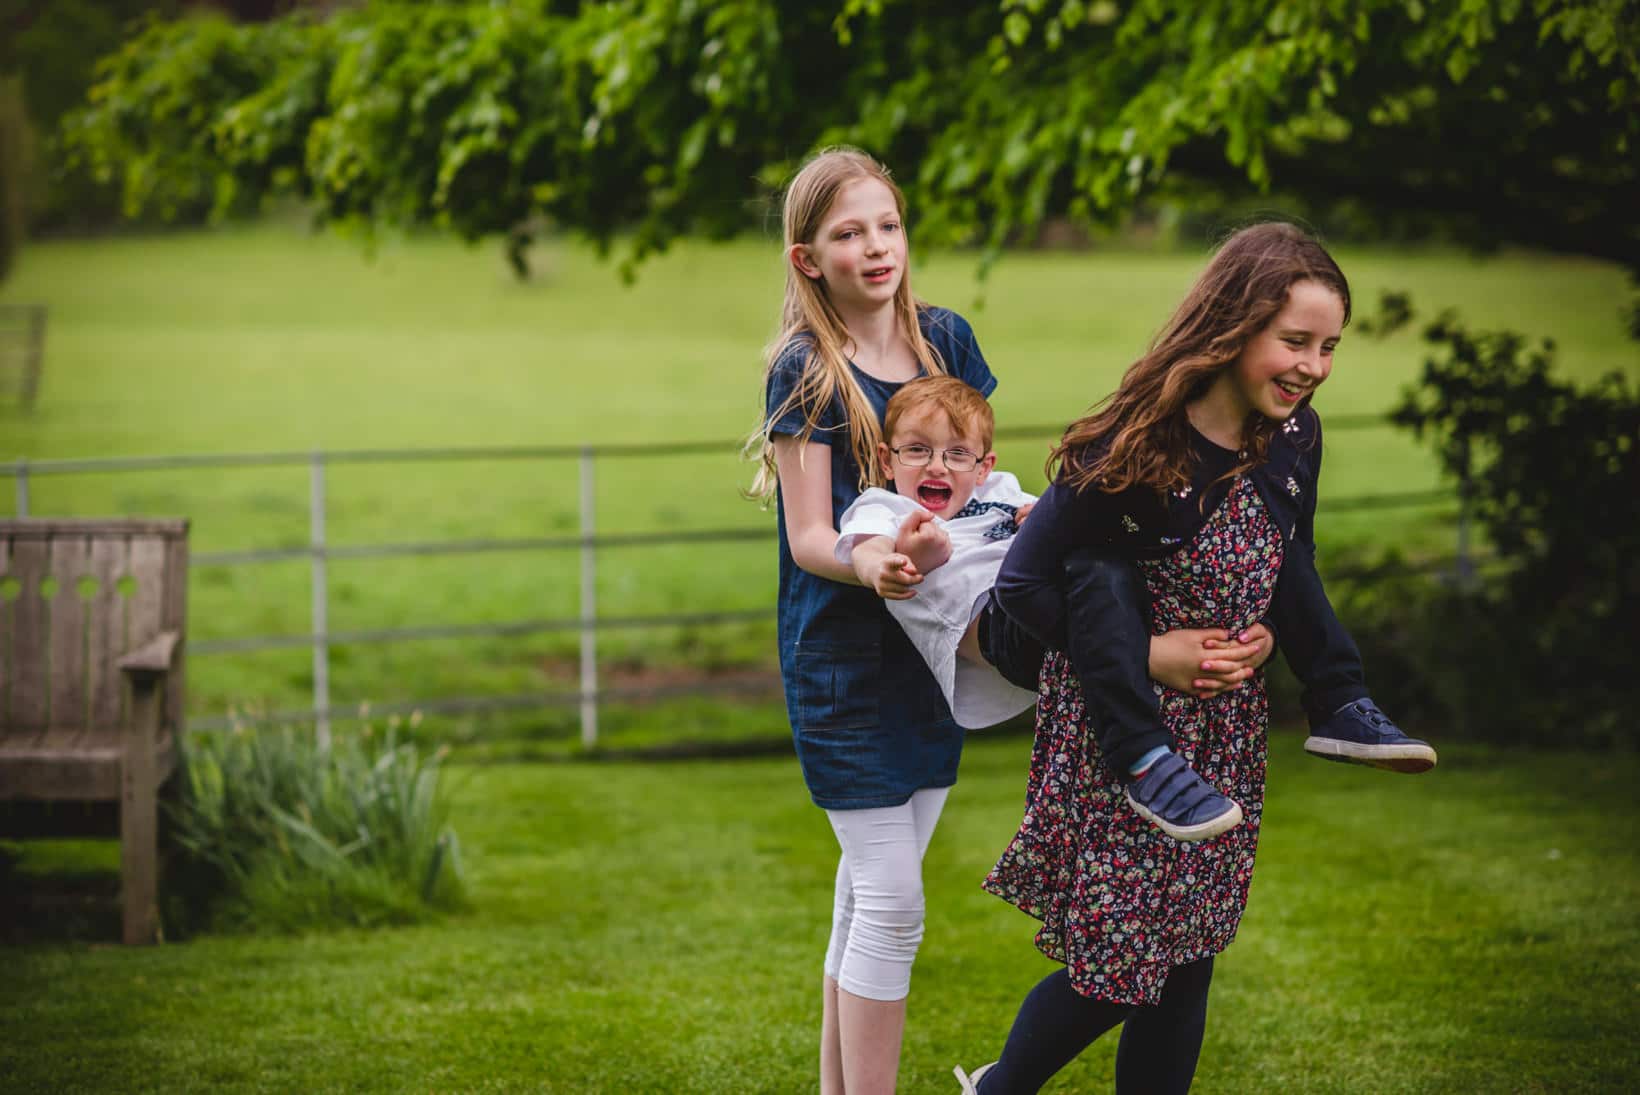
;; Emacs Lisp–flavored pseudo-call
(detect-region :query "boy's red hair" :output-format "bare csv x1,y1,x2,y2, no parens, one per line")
884,376,995,452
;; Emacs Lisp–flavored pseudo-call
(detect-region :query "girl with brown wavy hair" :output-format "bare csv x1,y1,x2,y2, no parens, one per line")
955,222,1436,1095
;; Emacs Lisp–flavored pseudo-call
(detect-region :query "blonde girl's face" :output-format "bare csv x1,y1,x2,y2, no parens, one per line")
790,177,907,315
1223,279,1345,421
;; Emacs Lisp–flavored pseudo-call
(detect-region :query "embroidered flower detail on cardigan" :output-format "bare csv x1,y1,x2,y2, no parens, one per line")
1286,476,1301,497
1283,416,1302,435
1121,515,1140,533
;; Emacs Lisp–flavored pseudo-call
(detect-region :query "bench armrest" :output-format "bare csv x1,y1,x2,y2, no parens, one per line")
117,630,182,680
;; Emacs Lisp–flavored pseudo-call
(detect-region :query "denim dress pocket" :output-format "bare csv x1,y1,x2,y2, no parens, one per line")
792,639,881,730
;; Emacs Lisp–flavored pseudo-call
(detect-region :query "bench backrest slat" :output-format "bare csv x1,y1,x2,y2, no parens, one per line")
162,533,188,725
5,537,49,730
89,536,131,728
47,536,90,729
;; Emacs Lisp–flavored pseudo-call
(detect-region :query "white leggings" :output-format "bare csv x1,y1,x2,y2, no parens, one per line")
823,786,951,1002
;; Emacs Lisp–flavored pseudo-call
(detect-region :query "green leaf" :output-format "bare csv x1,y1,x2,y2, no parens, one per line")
1004,11,1031,46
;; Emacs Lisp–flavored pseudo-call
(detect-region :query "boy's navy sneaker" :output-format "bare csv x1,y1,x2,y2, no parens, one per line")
1124,752,1243,842
1304,698,1437,773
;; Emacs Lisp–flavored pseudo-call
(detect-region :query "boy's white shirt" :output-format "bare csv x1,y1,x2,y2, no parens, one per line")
835,470,1039,729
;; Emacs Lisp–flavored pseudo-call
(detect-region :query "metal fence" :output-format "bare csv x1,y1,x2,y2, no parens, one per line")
3,414,1469,746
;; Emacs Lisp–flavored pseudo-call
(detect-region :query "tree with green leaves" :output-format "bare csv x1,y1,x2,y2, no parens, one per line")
61,0,1637,281
0,76,27,282
41,0,1640,744
2,0,187,232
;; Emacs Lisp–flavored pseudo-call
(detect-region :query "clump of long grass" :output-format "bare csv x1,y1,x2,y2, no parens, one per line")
165,716,464,934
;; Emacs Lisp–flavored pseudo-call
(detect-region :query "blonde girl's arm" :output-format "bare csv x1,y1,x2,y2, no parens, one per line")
772,434,868,586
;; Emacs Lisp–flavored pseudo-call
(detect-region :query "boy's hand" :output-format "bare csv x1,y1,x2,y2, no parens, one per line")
895,509,953,575
1015,502,1035,525
1149,624,1274,699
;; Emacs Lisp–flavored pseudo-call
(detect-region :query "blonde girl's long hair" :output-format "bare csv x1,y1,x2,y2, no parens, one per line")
1051,220,1351,497
745,147,945,505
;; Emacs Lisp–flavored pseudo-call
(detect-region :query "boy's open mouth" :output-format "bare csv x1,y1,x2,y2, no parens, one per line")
917,481,953,510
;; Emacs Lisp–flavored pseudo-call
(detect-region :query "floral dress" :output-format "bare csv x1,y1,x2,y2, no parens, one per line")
982,478,1284,1005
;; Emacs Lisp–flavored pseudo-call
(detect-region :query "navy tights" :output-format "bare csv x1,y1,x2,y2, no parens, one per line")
977,956,1214,1095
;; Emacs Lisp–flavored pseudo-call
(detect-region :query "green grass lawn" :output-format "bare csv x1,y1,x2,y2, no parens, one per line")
4,729,1637,1092
1,223,1635,739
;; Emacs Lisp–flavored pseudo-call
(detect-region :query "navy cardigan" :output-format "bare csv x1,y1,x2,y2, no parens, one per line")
995,407,1369,723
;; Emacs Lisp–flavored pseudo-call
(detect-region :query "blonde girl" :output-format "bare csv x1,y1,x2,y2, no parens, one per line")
748,147,998,1094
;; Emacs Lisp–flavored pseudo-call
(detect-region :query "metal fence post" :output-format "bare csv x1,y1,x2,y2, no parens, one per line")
13,460,27,517
579,445,599,748
310,452,332,748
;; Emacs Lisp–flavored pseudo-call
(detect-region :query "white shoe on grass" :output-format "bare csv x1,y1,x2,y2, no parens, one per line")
953,1061,996,1094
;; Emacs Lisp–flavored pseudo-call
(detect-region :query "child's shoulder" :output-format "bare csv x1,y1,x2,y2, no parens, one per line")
771,330,819,372
975,470,1035,506
1278,405,1324,449
918,304,973,342
918,305,994,390
1272,406,1325,477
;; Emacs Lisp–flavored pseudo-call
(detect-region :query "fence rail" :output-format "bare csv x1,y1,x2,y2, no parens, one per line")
3,417,1470,744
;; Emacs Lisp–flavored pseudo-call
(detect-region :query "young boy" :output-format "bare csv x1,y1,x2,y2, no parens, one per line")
836,376,1267,735
835,375,1042,729
840,375,1436,843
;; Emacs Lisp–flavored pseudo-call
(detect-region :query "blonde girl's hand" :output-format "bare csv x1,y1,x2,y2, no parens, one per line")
868,553,924,599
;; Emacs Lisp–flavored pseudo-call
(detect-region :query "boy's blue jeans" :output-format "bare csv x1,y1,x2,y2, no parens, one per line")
978,551,1166,776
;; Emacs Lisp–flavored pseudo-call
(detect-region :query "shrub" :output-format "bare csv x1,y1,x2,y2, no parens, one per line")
1318,296,1640,749
165,720,465,935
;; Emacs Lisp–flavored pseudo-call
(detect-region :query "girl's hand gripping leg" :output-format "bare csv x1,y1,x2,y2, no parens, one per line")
1149,624,1274,699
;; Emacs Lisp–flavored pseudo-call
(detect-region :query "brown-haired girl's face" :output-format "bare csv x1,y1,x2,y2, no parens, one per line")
1221,279,1345,421
790,177,906,315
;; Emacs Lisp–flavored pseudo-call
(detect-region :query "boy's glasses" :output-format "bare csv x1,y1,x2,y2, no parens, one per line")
890,444,981,472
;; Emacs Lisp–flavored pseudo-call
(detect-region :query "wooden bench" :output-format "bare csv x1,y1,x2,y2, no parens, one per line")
0,518,188,943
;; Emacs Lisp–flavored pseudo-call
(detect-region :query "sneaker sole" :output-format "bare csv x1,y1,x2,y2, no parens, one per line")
953,1062,996,1094
1124,793,1244,842
1303,736,1437,774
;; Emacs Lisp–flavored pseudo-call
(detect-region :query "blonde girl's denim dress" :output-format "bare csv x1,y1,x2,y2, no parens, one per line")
767,307,997,810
